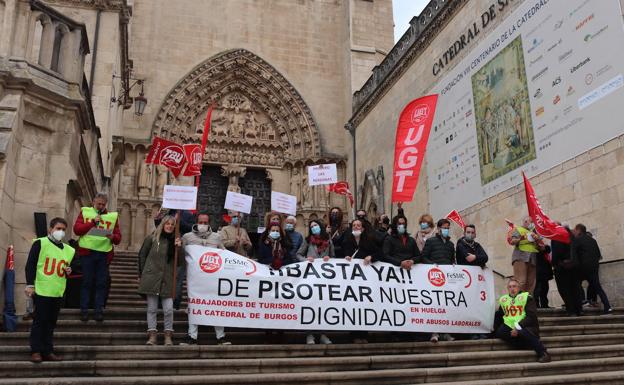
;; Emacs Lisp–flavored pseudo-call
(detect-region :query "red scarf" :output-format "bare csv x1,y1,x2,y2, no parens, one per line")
271,240,284,269
309,235,329,254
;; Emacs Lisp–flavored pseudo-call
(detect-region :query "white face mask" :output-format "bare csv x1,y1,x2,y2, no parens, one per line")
51,230,65,242
197,224,209,233
352,230,362,237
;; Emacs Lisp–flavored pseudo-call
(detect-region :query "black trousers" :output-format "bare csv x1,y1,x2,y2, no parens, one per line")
30,295,62,355
554,268,583,315
495,324,546,356
533,279,550,308
583,268,610,310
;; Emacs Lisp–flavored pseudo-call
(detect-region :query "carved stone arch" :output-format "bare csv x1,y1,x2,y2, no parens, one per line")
152,48,321,168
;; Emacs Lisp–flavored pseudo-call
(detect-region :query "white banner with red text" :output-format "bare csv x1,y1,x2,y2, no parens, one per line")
185,246,496,333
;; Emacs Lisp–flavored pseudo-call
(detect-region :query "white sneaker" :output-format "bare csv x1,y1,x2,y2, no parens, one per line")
441,333,455,341
319,334,332,345
306,334,315,345
430,333,439,343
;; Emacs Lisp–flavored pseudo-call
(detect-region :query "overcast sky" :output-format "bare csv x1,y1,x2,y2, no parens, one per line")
393,0,430,42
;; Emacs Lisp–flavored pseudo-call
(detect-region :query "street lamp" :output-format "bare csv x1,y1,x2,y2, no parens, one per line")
111,75,148,116
133,81,147,116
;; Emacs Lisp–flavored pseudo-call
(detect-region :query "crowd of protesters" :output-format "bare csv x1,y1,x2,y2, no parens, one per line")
23,192,613,364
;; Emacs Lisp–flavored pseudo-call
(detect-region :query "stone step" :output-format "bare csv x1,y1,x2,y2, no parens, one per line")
2,356,624,384
426,370,624,385
3,324,623,346
1,333,621,361
54,308,188,321
2,344,623,379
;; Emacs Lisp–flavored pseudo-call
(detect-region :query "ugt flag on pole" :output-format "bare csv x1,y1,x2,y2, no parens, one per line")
145,136,187,178
391,95,438,202
523,172,570,244
327,181,354,207
187,104,214,178
446,210,466,229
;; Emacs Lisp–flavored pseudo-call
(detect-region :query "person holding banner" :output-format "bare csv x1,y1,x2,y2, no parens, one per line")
382,215,420,270
137,215,182,346
296,219,334,345
179,213,231,346
220,211,252,258
494,278,551,363
415,214,436,252
285,216,304,260
509,217,542,294
73,192,121,322
258,222,293,269
327,207,347,259
342,218,381,344
25,217,74,363
421,218,456,343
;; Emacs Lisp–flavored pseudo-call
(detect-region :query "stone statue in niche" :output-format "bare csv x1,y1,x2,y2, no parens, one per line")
137,155,152,196
155,164,169,197
291,167,301,203
302,167,311,208
245,111,258,138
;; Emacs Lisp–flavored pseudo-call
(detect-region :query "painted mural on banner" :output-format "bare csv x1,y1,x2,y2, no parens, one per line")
185,246,496,333
427,0,624,217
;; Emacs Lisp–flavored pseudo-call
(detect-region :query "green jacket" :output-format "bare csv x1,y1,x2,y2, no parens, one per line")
137,234,183,297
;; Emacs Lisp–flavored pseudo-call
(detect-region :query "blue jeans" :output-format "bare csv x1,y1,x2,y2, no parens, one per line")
80,251,109,313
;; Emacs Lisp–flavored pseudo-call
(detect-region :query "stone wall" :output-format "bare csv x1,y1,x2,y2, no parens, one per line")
350,0,624,306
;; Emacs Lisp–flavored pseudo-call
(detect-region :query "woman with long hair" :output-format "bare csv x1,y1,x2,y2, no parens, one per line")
258,222,292,268
415,213,436,252
137,215,182,346
296,219,334,345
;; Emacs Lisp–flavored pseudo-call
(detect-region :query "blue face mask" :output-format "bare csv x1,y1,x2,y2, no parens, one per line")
269,231,281,240
285,223,294,232
311,225,321,235
420,222,429,230
441,228,450,238
397,225,406,235
231,217,239,225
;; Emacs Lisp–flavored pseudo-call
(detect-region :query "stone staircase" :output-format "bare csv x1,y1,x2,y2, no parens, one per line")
1,251,624,384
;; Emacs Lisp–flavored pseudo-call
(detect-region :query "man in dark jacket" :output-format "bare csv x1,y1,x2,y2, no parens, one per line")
534,245,554,308
494,278,551,363
551,226,583,316
382,215,420,268
456,225,488,267
572,224,612,314
421,219,455,265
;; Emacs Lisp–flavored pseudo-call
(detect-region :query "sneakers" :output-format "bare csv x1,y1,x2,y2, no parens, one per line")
217,337,232,345
94,312,104,323
602,308,614,315
430,333,439,343
306,334,315,345
440,333,455,341
179,335,198,346
538,352,552,363
353,338,368,344
80,312,89,322
319,334,332,345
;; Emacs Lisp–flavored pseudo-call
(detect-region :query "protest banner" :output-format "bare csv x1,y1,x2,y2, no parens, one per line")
391,95,438,202
185,246,495,333
224,191,253,214
308,164,337,186
271,191,297,216
162,185,198,210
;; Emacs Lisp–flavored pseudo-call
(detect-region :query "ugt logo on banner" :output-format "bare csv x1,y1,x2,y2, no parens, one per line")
392,95,438,202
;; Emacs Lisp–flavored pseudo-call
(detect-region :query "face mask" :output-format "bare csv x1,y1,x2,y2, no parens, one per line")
51,230,65,242
464,234,474,241
420,223,429,230
231,217,239,225
197,224,209,233
352,230,362,237
285,223,294,232
311,225,321,235
269,231,281,240
397,225,406,235
441,228,450,238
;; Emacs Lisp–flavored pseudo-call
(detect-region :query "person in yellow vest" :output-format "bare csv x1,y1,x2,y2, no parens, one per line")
494,278,551,363
509,216,542,293
24,217,75,363
73,193,121,322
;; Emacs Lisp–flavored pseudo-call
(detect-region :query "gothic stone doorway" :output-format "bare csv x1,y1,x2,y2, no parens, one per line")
197,165,228,231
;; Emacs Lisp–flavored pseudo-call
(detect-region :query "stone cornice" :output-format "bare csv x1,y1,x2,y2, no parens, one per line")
348,0,468,128
41,0,126,11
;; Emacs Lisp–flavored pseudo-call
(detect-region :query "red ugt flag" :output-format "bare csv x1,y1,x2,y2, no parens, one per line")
183,144,202,177
327,181,354,207
523,172,570,243
391,94,438,202
146,136,186,178
446,210,466,229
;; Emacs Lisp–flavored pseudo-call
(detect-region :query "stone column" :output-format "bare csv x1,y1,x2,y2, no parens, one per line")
129,208,137,249
37,18,54,67
221,165,246,193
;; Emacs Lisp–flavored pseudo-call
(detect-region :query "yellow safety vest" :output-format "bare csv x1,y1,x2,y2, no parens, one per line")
35,237,75,297
515,226,539,253
78,207,118,252
499,292,529,329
